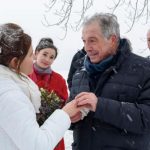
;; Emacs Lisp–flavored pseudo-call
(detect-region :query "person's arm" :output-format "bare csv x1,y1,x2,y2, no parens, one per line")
67,53,79,90
0,88,70,150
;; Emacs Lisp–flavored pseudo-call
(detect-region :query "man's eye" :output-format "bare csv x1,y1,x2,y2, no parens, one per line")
90,40,96,43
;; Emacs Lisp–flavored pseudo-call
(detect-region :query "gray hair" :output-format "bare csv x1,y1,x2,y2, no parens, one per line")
83,13,120,40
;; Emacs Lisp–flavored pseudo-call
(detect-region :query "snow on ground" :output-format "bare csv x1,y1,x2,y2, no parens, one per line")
64,130,73,150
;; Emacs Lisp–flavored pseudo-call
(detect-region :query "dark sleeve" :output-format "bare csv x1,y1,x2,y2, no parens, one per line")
94,79,150,134
67,52,82,90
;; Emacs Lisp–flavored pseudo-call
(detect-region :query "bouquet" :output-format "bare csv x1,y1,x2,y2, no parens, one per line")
37,88,64,126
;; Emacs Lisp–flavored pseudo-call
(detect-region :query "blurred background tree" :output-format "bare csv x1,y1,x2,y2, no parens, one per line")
42,0,150,36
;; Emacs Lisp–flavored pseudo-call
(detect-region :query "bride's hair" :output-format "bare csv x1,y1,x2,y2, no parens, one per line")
0,23,31,70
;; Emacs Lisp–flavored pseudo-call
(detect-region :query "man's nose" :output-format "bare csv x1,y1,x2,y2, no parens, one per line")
84,43,92,51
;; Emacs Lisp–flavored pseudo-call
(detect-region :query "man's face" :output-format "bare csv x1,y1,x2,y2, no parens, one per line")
147,30,150,49
82,22,117,63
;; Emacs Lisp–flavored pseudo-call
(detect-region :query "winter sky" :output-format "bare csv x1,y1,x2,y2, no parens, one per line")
0,0,150,77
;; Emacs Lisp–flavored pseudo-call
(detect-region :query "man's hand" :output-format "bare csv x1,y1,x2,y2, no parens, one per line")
75,92,98,112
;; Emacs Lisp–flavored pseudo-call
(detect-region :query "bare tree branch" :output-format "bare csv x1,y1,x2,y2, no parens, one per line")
42,0,94,38
109,0,150,32
126,0,139,32
44,0,57,12
42,0,150,37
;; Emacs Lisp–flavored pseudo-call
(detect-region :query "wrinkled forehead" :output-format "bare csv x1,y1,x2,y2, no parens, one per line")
82,22,102,39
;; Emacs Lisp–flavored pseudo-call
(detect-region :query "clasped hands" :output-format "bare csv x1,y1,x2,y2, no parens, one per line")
70,92,98,123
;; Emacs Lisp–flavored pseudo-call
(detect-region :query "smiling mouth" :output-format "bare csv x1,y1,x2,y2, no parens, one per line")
89,54,97,58
42,62,49,66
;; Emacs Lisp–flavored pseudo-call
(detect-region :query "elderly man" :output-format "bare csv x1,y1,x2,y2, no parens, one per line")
69,13,150,150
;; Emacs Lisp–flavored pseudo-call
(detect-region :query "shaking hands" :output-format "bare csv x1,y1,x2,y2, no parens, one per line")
63,92,98,123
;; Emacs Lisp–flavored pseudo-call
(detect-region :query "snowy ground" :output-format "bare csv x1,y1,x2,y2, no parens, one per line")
64,130,73,150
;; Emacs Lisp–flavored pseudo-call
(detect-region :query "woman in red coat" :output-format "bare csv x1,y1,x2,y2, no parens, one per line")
29,38,68,150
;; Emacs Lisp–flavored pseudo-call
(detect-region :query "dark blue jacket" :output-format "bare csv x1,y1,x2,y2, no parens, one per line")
67,48,86,90
69,39,150,150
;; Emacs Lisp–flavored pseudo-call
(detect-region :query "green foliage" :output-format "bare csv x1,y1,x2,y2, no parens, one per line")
37,88,64,126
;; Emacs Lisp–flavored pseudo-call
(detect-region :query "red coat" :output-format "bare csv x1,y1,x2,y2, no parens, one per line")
29,67,68,150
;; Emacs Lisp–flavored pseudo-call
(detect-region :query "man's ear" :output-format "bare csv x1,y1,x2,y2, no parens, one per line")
9,57,19,69
111,35,117,44
110,35,118,49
